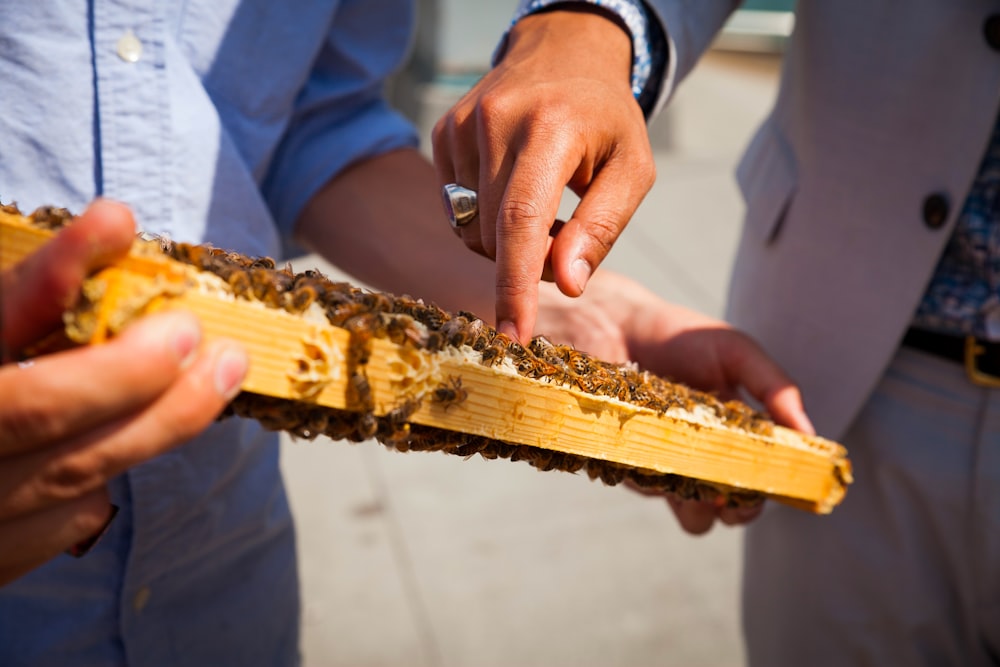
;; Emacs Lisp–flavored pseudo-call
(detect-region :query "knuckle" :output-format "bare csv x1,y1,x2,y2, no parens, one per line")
478,91,567,140
0,395,63,449
637,155,657,190
430,115,452,152
39,452,107,503
495,273,537,301
580,214,621,255
498,197,544,227
476,89,516,122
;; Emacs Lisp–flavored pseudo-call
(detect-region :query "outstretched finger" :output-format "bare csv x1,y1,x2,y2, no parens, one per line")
492,148,575,341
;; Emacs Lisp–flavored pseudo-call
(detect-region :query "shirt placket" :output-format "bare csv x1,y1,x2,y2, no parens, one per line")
93,0,172,237
92,0,174,658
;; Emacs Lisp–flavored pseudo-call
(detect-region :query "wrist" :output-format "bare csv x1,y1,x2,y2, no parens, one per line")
499,9,633,89
498,0,663,112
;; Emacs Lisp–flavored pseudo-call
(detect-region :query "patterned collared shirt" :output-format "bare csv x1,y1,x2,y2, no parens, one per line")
912,112,1000,339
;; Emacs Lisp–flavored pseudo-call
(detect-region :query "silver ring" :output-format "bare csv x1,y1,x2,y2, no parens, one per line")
442,184,478,228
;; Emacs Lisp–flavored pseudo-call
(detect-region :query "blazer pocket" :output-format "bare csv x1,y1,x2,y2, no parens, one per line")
736,117,798,244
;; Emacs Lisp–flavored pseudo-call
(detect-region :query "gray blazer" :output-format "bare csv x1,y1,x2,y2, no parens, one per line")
648,0,1000,437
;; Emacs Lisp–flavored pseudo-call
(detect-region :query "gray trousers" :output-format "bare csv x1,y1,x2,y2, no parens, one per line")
743,346,1000,666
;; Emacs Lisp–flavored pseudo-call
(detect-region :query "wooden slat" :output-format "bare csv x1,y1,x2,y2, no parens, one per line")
0,209,852,513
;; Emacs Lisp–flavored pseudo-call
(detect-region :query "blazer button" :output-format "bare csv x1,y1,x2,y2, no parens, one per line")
922,193,950,229
985,14,1000,51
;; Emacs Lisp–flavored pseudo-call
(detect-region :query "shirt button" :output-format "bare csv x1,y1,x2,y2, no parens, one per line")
116,29,143,63
922,193,950,229
133,586,152,612
985,15,1000,51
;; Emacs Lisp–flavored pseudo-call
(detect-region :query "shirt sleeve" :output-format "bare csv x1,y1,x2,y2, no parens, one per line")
262,0,419,246
641,0,741,114
499,0,669,118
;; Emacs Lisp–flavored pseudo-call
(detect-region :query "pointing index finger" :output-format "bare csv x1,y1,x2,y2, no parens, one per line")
492,149,575,341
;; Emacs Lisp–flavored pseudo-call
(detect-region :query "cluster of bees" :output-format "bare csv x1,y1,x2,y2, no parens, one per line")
14,203,769,507
162,237,772,507
9,203,74,229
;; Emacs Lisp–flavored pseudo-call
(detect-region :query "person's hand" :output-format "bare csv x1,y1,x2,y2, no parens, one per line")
433,7,656,342
535,271,814,535
0,199,248,585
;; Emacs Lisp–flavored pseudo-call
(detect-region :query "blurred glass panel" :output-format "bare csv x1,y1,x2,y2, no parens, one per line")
742,0,795,10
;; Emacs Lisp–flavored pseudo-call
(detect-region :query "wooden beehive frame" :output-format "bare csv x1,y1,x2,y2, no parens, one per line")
0,207,851,513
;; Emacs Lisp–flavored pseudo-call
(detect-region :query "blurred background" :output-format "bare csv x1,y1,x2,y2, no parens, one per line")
280,2,793,665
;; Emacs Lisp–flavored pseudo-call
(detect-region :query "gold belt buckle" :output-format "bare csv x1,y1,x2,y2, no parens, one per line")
963,335,1000,387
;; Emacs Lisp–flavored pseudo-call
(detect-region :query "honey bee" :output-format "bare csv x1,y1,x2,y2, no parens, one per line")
528,336,567,369
250,267,282,305
357,290,394,314
538,450,576,473
423,330,446,352
343,312,383,367
432,376,468,410
401,426,439,452
561,348,593,378
515,356,539,376
440,316,472,347
348,370,373,412
381,397,421,433
351,411,378,441
466,319,494,352
453,436,491,458
169,241,214,270
494,442,516,460
422,307,449,331
558,453,587,474
300,409,330,439
284,284,319,314
325,301,366,327
250,256,276,270
385,314,425,347
322,412,361,441
478,346,501,367
227,270,255,300
29,205,74,230
268,265,296,293
528,360,567,384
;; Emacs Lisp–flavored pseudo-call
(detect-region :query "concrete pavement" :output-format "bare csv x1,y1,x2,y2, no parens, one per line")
279,49,783,667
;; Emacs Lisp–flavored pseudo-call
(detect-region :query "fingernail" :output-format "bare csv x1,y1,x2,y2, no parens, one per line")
570,258,592,293
497,320,519,342
801,412,817,436
215,346,248,400
66,504,119,558
171,316,201,369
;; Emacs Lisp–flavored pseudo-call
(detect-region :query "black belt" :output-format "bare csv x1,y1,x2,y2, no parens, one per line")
902,327,1000,386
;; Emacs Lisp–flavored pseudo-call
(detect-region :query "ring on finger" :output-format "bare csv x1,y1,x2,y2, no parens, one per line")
442,184,478,228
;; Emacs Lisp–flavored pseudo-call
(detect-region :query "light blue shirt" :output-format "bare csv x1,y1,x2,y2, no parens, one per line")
0,1,417,665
